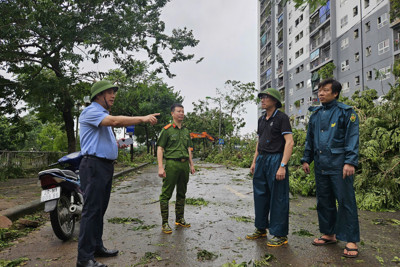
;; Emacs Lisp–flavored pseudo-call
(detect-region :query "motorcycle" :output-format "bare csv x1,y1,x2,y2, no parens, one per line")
38,151,83,241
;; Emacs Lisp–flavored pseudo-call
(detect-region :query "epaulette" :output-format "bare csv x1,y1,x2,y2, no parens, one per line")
308,106,322,112
164,124,172,130
337,102,352,110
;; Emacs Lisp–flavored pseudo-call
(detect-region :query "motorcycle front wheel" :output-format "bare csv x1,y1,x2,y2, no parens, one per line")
50,193,75,241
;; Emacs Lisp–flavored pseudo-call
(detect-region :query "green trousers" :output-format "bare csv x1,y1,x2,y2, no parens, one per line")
160,160,190,224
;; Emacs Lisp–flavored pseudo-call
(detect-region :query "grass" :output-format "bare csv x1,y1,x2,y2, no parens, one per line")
108,217,143,224
130,224,157,231
254,253,275,266
133,252,162,266
0,257,29,267
231,216,253,223
197,249,218,261
292,229,314,237
0,212,47,250
185,197,209,206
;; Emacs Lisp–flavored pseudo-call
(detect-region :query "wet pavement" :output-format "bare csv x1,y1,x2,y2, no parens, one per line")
1,162,400,266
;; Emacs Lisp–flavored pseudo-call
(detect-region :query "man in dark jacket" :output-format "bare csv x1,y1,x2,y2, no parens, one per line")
301,78,360,258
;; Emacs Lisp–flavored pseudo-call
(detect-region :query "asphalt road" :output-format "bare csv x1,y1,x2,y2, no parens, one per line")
1,162,400,266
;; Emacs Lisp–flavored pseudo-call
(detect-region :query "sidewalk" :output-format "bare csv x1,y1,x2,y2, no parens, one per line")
0,163,150,221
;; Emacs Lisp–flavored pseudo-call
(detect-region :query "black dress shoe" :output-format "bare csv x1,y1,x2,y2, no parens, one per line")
76,259,107,267
94,246,119,257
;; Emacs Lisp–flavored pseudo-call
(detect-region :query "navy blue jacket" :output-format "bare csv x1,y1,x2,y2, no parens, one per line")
301,100,359,174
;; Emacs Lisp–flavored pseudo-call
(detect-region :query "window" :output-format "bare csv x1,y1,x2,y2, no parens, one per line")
341,15,348,28
366,46,372,56
364,0,369,8
289,88,293,95
289,104,293,112
306,63,310,70
378,39,389,55
295,48,304,58
289,42,292,50
355,76,360,86
341,60,350,72
378,66,391,80
296,81,304,89
340,0,348,6
295,14,303,27
296,64,304,73
353,6,358,16
295,31,304,42
341,37,349,50
377,13,388,29
289,12,292,19
366,70,372,80
365,21,371,32
289,74,293,80
289,26,292,35
307,79,312,88
289,58,292,65
342,82,350,93
354,52,360,62
354,29,359,39
310,49,320,61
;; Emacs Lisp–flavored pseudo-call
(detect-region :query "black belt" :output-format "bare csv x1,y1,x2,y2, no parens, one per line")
83,155,116,164
258,151,281,155
166,158,188,162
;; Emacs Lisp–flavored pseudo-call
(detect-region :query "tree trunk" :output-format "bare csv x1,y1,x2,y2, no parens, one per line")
145,125,150,154
63,108,76,153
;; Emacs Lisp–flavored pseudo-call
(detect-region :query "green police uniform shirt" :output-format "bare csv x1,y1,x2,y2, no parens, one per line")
157,124,193,159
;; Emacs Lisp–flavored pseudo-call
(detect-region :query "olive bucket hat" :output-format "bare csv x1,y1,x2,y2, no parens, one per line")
90,80,119,101
258,88,282,108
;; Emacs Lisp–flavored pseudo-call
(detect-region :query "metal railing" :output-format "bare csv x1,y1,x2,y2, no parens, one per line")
0,151,67,173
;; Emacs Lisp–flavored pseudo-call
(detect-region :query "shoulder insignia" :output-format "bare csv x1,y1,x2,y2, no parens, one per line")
350,113,357,122
164,124,172,130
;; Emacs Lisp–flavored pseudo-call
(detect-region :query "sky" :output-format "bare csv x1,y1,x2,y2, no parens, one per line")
159,0,258,135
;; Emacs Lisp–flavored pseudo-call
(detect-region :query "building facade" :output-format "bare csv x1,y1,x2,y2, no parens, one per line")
258,0,397,125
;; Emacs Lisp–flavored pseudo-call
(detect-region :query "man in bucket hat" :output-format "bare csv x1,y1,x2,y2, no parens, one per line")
77,80,159,267
246,88,294,247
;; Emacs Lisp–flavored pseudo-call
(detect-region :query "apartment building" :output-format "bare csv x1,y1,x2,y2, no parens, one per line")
258,0,396,125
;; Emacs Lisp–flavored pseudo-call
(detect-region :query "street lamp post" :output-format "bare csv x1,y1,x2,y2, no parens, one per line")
206,96,222,151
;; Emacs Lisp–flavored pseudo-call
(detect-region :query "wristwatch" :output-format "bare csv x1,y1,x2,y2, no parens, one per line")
280,162,286,168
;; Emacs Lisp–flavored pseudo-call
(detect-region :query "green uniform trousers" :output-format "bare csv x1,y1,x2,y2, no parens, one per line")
160,159,190,223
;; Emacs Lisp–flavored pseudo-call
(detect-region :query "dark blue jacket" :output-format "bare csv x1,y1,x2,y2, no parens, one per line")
301,100,359,174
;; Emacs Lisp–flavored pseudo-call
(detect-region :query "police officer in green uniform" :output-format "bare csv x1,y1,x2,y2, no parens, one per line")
157,103,195,234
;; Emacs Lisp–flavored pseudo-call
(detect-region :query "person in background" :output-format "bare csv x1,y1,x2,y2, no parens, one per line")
157,103,195,234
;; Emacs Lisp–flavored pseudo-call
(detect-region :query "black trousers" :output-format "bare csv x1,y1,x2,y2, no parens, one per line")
77,157,114,261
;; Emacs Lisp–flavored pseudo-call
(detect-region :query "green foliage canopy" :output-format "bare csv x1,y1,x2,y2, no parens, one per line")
0,0,199,152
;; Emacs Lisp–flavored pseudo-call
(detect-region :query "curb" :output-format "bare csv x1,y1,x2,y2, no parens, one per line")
0,162,151,221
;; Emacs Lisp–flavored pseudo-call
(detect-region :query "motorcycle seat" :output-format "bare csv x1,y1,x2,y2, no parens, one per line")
39,168,79,181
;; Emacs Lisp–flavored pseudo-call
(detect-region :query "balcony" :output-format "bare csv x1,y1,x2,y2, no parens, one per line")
277,76,284,88
309,2,331,34
310,33,331,51
260,0,271,14
310,46,332,71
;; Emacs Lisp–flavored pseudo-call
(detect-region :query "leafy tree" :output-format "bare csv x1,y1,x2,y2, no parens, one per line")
108,67,183,153
317,62,336,80
211,80,257,135
0,0,199,153
37,122,68,152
